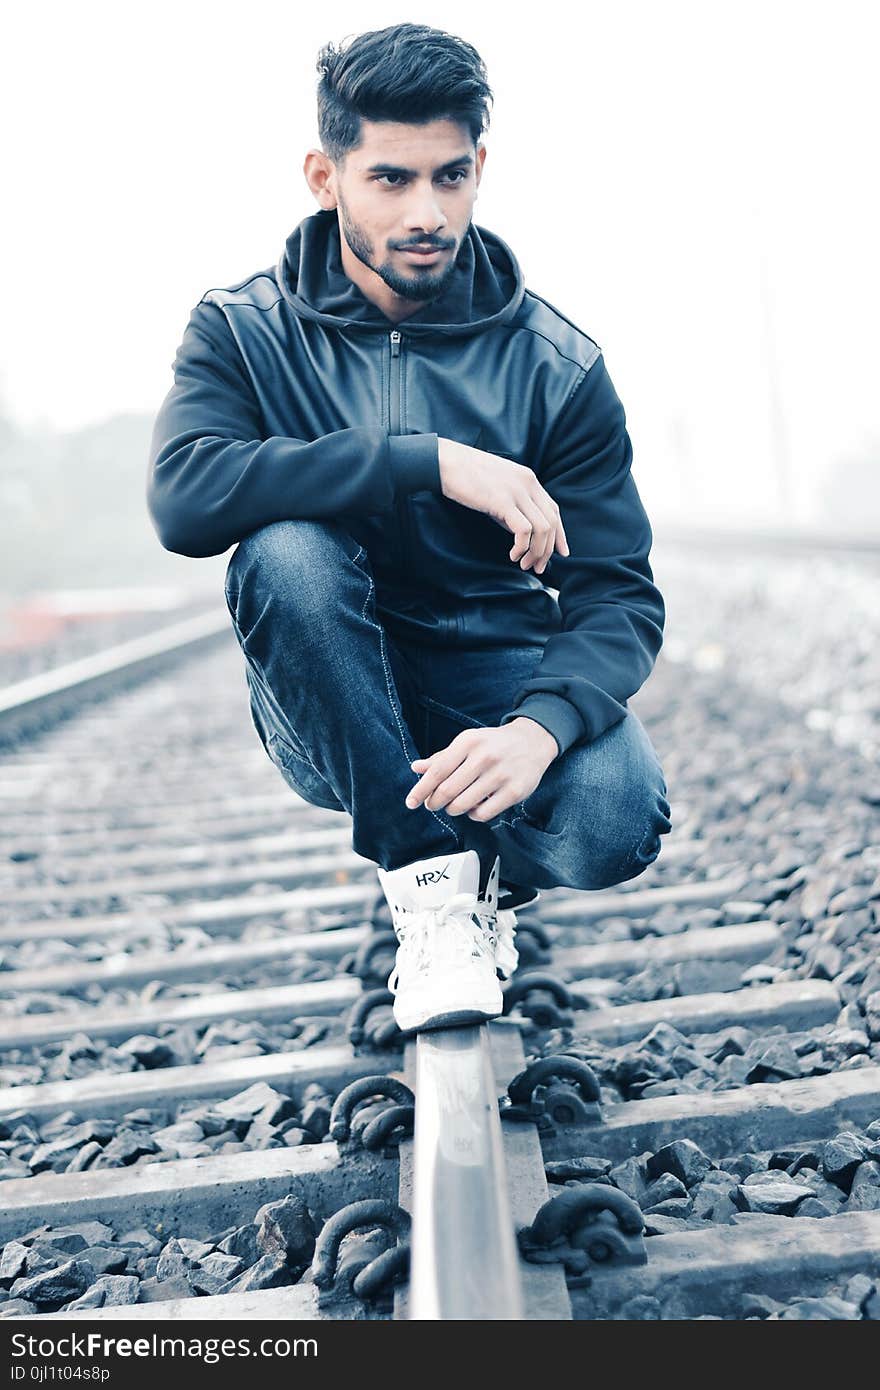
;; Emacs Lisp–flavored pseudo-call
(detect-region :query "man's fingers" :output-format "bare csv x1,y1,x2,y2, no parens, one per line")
405,748,467,808
511,496,556,571
467,786,516,822
421,757,488,812
446,772,505,816
508,507,537,562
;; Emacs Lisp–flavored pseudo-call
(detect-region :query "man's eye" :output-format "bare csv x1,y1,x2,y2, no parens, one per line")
376,171,466,187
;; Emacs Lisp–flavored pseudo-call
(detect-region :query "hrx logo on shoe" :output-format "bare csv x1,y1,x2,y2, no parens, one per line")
415,864,451,887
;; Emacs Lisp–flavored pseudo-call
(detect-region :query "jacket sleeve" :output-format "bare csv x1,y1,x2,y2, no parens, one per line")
146,298,441,558
498,352,665,758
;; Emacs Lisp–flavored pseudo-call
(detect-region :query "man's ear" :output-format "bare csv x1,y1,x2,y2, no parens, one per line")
303,148,338,209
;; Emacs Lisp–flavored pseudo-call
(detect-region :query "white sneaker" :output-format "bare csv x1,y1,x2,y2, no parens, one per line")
475,856,542,980
376,849,503,1032
472,853,515,979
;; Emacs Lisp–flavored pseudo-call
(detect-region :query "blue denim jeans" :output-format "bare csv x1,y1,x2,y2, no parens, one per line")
224,520,672,890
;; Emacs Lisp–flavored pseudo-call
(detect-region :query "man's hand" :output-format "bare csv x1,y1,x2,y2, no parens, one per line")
405,717,558,823
437,438,569,576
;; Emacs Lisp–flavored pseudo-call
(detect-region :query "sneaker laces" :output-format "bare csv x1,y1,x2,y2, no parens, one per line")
387,892,497,995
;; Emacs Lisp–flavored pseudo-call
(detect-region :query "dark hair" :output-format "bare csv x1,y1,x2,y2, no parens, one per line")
316,23,493,166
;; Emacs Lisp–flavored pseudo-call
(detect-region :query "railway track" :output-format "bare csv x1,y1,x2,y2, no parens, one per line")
0,579,879,1322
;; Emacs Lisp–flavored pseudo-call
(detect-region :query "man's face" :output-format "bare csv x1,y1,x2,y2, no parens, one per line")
329,118,485,303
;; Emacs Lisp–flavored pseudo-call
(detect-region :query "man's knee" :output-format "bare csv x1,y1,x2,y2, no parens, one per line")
560,724,672,889
225,519,361,627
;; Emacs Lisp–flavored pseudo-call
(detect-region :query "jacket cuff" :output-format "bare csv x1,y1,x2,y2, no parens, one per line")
500,695,586,759
388,434,441,498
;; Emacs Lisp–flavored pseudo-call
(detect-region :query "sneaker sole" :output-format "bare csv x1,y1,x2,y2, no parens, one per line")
394,1004,503,1034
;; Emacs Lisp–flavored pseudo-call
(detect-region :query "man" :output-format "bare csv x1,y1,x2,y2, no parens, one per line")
147,22,672,1034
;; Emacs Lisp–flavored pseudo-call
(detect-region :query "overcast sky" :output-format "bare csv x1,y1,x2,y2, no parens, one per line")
3,0,878,529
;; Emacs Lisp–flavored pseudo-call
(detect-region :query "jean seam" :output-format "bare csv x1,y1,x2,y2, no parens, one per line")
360,561,459,849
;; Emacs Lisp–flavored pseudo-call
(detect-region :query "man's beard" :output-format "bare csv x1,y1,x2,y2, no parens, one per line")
337,193,464,303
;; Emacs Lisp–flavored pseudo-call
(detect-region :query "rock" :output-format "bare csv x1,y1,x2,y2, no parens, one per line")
67,1275,139,1310
643,1214,690,1236
66,1142,103,1173
735,1182,811,1215
619,1295,662,1318
799,1170,846,1205
741,1293,785,1318
24,1246,63,1276
817,1028,870,1065
62,1285,106,1310
226,1254,292,1292
779,1296,860,1320
214,1084,293,1123
199,1253,244,1281
76,1246,128,1277
745,1039,803,1082
843,1273,876,1310
97,1131,159,1166
177,1239,214,1263
809,945,843,980
255,1195,316,1268
609,1155,650,1203
36,1222,114,1254
256,1094,298,1127
794,1197,836,1218
152,1121,204,1151
715,1055,753,1086
218,1225,261,1265
646,1139,715,1189
117,1229,161,1254
0,1243,29,1284
299,1098,332,1139
28,1121,115,1173
184,1107,239,1137
690,1182,737,1220
706,1028,753,1062
188,1269,231,1296
156,1239,195,1281
137,1275,195,1302
640,1022,691,1056
545,1157,612,1182
644,1196,694,1218
118,1036,179,1068
863,992,880,1040
0,1300,37,1317
845,1161,880,1211
10,1258,94,1306
768,1147,821,1174
821,1132,868,1190
640,1173,689,1209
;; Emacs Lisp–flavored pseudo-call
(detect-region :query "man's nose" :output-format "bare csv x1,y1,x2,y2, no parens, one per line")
403,187,448,236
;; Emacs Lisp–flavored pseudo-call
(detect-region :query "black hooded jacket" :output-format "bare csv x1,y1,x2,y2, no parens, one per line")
147,208,665,759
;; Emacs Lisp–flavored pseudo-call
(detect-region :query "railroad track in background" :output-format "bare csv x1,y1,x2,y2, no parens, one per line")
0,594,878,1322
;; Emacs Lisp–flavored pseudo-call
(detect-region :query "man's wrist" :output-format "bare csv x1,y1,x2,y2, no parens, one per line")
508,715,560,761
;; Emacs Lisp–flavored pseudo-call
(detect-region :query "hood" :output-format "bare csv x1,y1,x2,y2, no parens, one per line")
275,207,524,338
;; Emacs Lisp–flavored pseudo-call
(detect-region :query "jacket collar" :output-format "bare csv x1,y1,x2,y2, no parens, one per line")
276,208,524,337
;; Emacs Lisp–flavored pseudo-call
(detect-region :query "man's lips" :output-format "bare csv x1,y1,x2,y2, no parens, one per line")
400,244,447,256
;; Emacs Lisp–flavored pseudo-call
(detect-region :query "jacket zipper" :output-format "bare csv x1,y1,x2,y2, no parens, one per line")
389,329,412,572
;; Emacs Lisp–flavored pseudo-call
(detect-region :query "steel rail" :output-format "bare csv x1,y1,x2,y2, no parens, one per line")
0,608,232,744
408,1025,524,1320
